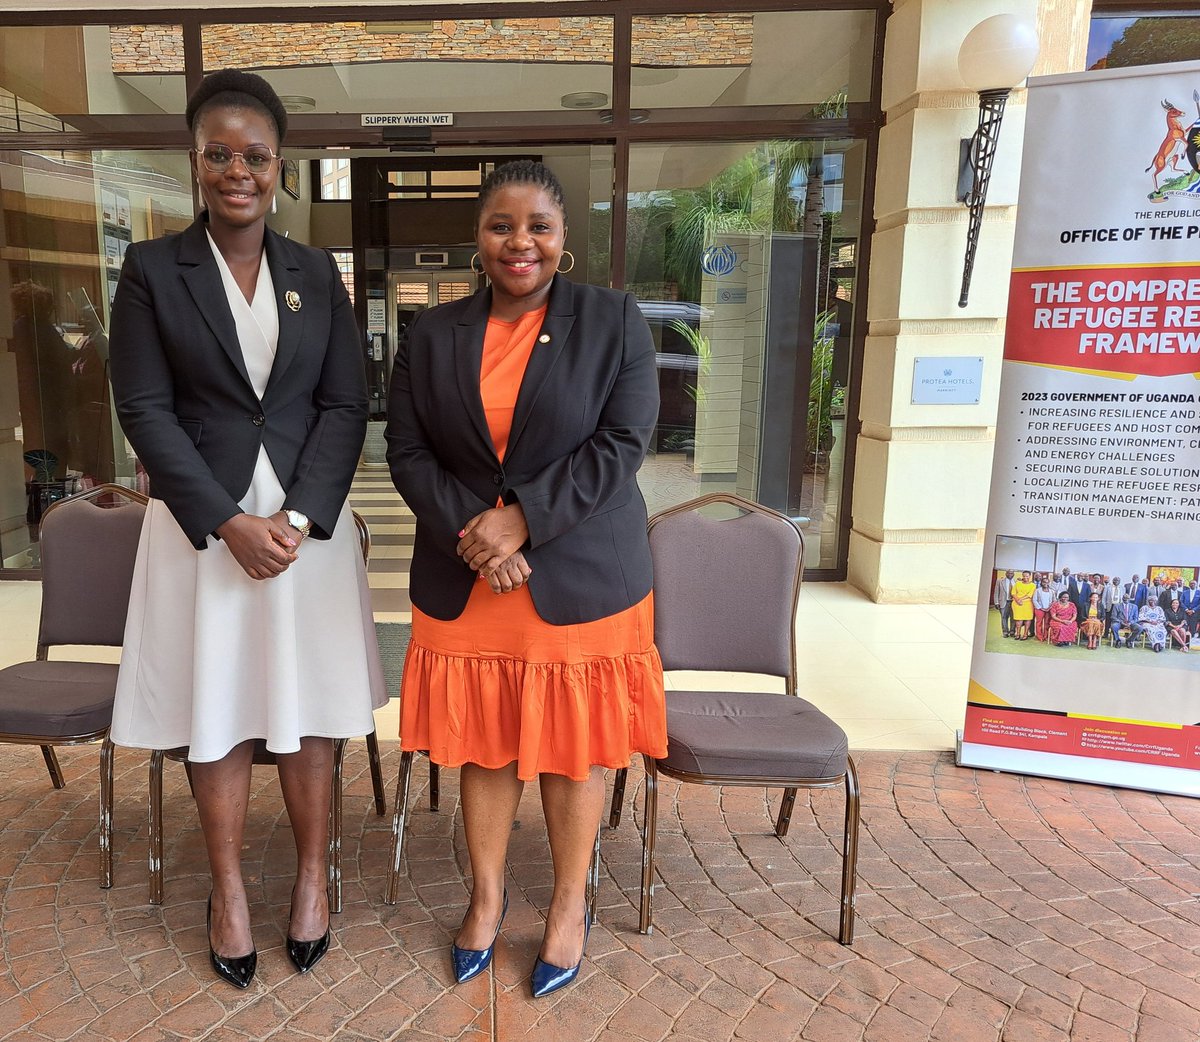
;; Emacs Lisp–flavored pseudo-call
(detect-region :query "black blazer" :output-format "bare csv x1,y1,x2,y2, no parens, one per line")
386,275,659,625
109,218,368,549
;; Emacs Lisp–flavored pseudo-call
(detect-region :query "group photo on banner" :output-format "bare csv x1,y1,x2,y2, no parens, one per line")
960,58,1200,796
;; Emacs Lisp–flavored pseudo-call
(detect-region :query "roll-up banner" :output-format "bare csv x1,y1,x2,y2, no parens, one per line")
960,60,1200,797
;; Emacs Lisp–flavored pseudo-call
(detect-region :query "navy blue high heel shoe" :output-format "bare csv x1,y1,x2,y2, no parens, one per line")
207,894,256,989
451,889,509,985
530,907,591,999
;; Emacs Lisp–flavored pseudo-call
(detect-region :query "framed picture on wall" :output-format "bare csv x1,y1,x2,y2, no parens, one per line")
281,159,301,199
1147,565,1198,585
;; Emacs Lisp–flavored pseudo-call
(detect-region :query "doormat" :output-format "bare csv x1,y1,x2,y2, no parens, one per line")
375,622,412,697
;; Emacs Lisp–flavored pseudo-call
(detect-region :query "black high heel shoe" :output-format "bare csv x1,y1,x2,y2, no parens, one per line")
207,894,256,989
286,887,331,974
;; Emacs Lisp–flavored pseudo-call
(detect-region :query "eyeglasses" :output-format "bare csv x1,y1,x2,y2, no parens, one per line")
194,144,278,175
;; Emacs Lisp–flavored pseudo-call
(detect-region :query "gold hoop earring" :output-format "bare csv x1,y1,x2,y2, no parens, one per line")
470,252,484,275
558,250,575,274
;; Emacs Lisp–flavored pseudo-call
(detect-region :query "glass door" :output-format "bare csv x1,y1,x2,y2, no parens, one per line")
383,269,476,411
626,136,866,571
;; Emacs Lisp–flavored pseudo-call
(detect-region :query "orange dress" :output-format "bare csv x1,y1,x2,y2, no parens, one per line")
399,307,668,781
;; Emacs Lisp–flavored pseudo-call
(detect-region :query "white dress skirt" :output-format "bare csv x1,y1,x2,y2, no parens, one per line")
111,234,387,762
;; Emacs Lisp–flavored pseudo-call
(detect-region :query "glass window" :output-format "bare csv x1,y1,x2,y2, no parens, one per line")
630,11,875,113
0,25,187,134
203,19,613,127
319,157,353,201
627,138,865,570
330,249,354,302
1087,15,1200,69
0,148,193,570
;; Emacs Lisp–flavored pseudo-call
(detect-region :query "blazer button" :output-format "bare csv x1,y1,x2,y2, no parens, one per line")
252,414,266,427
492,474,503,485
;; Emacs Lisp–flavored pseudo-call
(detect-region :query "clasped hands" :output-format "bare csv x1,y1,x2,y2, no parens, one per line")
216,511,306,581
457,503,531,594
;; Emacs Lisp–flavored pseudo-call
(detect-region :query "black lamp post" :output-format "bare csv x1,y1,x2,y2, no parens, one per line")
956,14,1040,308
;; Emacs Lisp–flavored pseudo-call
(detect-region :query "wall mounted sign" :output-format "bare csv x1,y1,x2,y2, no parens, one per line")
911,356,983,405
701,244,737,277
361,113,454,127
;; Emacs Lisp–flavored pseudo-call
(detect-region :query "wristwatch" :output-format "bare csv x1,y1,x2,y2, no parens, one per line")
285,509,312,537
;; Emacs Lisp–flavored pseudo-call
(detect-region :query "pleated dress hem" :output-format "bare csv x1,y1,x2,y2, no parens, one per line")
399,639,668,783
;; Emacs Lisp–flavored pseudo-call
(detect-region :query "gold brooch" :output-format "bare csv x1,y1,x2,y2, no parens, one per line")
285,290,302,312
538,333,551,344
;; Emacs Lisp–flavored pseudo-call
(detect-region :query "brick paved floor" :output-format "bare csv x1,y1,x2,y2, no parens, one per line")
2,742,1200,1041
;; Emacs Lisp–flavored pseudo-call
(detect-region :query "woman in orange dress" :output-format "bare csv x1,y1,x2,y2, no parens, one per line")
386,161,666,998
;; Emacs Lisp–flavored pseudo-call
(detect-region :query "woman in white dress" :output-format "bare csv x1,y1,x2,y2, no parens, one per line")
108,70,385,988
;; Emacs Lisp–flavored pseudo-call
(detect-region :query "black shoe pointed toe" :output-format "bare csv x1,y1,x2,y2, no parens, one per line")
287,929,331,973
207,895,256,989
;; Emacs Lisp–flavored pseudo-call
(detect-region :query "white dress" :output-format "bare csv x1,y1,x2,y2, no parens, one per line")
112,234,387,762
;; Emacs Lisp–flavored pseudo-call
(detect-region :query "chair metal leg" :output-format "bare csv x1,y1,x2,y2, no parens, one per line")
384,750,415,905
329,738,347,914
839,756,861,946
428,760,440,812
588,824,602,921
366,729,386,816
775,787,797,838
148,749,165,906
41,745,65,789
638,756,659,935
609,766,628,829
98,737,114,889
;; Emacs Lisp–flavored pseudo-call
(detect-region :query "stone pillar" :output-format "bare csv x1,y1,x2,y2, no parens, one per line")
848,0,1091,602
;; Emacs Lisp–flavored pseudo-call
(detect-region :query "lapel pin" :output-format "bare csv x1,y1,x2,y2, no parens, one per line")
285,290,302,312
538,333,551,344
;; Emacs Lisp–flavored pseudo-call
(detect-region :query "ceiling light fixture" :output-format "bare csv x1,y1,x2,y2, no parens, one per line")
561,92,609,110
278,95,316,113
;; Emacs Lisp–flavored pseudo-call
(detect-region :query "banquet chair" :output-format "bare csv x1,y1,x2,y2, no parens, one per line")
146,510,386,913
608,492,860,945
0,483,148,889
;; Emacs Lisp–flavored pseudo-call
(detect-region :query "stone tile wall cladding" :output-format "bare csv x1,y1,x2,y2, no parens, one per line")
108,16,754,74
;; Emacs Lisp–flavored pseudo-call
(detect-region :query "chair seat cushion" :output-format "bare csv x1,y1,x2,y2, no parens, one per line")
0,661,117,738
662,690,848,781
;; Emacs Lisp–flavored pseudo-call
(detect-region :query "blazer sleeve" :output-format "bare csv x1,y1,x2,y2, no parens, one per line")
281,250,369,540
385,308,494,559
109,242,243,549
511,292,659,549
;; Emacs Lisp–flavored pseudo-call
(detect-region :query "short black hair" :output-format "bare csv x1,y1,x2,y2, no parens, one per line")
186,69,288,144
474,160,566,229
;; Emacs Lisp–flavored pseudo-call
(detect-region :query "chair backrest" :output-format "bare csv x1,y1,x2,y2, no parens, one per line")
649,492,802,685
38,484,148,650
352,509,370,565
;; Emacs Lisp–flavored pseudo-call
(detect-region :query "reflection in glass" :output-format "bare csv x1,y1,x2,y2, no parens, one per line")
1087,16,1200,70
0,149,192,569
628,138,863,569
202,20,613,118
631,11,875,110
0,25,186,133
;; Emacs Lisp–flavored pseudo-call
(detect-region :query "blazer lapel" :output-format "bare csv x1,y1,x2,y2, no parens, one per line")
506,275,576,457
263,229,306,396
455,289,496,453
177,219,253,389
